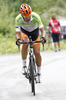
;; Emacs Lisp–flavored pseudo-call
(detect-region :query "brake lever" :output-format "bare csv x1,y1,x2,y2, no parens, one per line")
18,45,20,52
42,43,44,50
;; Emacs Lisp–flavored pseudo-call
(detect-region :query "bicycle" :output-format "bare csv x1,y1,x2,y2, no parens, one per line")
18,36,44,95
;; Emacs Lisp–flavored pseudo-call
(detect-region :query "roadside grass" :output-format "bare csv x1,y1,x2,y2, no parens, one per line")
0,36,66,55
0,36,18,55
41,39,66,51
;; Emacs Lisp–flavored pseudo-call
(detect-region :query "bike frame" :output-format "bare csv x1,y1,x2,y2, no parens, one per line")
18,38,42,95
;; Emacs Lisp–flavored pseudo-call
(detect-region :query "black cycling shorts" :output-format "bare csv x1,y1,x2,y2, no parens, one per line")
20,27,39,41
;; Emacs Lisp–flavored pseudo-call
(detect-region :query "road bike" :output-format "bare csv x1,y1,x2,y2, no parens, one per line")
18,37,43,95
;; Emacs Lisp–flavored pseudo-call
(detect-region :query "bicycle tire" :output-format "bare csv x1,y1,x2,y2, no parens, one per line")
33,57,36,74
30,57,35,95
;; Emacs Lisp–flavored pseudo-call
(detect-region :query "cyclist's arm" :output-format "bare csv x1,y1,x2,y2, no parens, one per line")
15,17,21,40
36,14,46,38
39,27,46,38
15,31,21,46
16,31,21,40
15,23,21,41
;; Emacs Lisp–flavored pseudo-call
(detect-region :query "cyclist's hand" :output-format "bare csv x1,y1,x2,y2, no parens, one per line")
16,39,21,46
41,37,46,43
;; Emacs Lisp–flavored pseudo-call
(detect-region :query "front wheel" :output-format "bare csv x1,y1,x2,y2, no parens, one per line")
30,57,35,95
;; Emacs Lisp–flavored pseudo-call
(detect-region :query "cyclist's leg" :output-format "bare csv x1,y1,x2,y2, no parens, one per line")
21,31,29,74
21,34,29,60
33,37,41,75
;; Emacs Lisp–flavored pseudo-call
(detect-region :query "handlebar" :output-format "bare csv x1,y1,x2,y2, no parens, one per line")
17,40,45,51
18,40,42,44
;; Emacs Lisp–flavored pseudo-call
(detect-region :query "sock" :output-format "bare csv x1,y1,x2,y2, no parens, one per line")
37,67,41,74
22,59,26,67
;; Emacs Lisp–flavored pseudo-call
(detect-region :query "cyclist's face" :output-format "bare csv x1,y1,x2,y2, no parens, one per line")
22,15,31,22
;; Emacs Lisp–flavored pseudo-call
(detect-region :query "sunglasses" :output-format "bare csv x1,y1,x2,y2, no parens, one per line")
23,15,31,18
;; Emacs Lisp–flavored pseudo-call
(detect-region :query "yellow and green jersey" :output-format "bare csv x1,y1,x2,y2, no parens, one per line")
15,12,43,32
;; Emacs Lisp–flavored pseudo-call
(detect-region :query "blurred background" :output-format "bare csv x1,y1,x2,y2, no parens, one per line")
0,0,66,54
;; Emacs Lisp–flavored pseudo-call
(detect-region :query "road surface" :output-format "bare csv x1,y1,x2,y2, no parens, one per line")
0,50,66,100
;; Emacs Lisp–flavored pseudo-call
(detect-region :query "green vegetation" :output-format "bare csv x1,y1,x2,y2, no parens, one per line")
0,0,66,54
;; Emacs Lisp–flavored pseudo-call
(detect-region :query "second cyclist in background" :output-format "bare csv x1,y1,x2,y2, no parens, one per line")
15,4,46,82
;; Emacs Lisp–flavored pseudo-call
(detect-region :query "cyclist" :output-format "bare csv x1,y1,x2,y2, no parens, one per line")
48,14,64,52
15,4,46,78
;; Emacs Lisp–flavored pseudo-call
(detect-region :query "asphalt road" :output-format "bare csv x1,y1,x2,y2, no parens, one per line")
0,50,66,100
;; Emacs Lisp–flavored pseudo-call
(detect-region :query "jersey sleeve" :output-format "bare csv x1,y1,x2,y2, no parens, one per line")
35,13,44,28
15,17,20,32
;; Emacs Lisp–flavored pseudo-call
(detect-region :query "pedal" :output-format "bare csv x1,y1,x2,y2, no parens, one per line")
25,74,29,79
